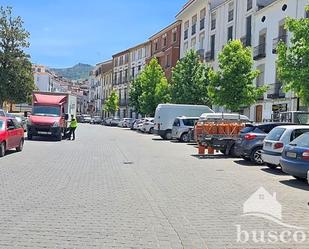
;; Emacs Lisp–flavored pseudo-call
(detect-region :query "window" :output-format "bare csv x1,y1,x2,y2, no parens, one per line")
173,119,180,127
184,42,189,52
124,69,128,82
246,15,252,46
163,34,167,47
6,119,15,130
210,34,215,59
124,54,129,63
256,64,265,87
138,48,142,59
192,15,197,35
184,21,189,40
131,51,136,61
154,40,159,51
131,67,135,79
165,54,171,68
211,12,216,30
228,2,234,22
290,129,309,141
182,118,198,126
199,33,205,49
114,73,117,84
191,37,196,48
37,68,41,73
119,71,123,83
306,10,309,18
119,56,123,65
247,0,252,11
227,26,233,41
266,128,286,141
33,106,60,117
138,65,141,72
290,132,309,147
200,8,206,30
173,31,177,42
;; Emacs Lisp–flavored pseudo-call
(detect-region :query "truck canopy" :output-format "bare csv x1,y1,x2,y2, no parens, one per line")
33,93,67,106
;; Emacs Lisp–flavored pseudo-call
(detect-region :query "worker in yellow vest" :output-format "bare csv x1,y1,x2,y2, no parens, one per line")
69,115,78,140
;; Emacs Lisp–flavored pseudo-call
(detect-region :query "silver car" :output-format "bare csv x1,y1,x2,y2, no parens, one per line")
172,117,199,142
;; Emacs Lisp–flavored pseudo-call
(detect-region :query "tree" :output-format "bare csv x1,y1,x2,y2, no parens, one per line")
171,49,211,105
104,91,119,116
131,58,170,116
277,7,309,106
208,40,267,112
0,6,35,107
129,77,143,115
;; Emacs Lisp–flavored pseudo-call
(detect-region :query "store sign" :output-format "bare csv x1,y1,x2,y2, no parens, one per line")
272,104,288,112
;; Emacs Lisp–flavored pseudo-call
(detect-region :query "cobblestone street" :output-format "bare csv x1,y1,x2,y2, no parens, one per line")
0,124,308,249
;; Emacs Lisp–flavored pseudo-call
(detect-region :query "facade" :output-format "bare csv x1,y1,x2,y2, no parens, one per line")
101,60,113,118
177,0,308,121
149,21,181,79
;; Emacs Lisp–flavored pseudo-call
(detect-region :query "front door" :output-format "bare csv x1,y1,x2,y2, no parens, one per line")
255,105,263,122
6,119,17,149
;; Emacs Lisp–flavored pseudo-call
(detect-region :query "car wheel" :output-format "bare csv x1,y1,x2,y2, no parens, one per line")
266,163,278,169
149,127,154,134
250,147,264,165
164,130,172,140
229,145,238,157
0,142,5,157
56,133,62,141
16,139,24,152
180,132,189,143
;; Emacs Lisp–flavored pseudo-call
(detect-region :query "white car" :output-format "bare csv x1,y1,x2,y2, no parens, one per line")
172,117,199,142
262,125,309,169
142,118,154,133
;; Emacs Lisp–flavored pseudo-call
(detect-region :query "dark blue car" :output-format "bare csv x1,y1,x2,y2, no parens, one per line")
280,132,309,180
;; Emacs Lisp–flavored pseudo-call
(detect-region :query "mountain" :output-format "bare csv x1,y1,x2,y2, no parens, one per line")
51,63,94,80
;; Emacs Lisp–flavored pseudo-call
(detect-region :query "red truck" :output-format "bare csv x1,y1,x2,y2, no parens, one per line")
27,92,77,141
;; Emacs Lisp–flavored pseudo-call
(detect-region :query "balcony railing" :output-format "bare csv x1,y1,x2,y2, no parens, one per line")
253,43,266,60
205,50,214,62
200,18,205,30
272,34,287,54
267,83,286,99
184,29,188,40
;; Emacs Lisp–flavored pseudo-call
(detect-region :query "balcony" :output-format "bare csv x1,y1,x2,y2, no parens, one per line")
200,18,205,30
267,83,286,99
253,43,266,60
192,24,196,36
205,51,214,62
240,36,251,47
184,29,188,40
272,34,287,54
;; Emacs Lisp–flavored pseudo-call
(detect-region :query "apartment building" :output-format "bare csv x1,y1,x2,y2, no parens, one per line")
149,21,181,79
177,0,308,121
101,60,113,118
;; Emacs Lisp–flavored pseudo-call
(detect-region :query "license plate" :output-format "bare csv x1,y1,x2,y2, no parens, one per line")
38,131,50,135
286,152,297,158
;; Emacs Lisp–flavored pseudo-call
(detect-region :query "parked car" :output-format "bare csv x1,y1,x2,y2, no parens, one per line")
280,132,309,180
234,123,294,164
76,114,84,123
154,104,213,140
110,118,120,126
0,117,25,157
132,119,143,130
262,125,309,169
0,109,5,117
83,115,92,123
90,116,102,124
142,118,154,133
118,119,125,127
172,117,199,142
123,118,133,128
137,119,145,132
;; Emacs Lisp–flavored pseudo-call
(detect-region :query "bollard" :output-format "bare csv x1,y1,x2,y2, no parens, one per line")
198,144,206,155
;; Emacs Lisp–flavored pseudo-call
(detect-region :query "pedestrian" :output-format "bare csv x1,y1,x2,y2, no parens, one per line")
69,115,78,140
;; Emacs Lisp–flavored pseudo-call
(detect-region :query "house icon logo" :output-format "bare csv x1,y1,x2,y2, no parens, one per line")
242,187,306,229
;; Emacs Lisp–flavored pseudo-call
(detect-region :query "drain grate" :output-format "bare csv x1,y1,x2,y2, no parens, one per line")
123,161,134,165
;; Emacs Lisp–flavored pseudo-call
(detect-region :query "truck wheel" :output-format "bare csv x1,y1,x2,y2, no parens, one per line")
180,132,189,143
250,147,264,165
16,139,24,152
164,130,172,140
0,142,5,157
56,133,62,141
27,133,33,140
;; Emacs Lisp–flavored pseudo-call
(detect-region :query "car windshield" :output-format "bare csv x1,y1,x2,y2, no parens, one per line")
266,127,286,141
33,106,60,117
290,132,309,147
182,119,198,126
240,126,255,133
0,120,4,131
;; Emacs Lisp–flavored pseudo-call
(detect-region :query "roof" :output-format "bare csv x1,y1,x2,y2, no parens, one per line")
176,0,196,18
33,93,67,106
149,20,181,40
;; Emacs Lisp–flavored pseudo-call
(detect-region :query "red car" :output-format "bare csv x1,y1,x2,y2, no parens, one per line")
0,117,25,157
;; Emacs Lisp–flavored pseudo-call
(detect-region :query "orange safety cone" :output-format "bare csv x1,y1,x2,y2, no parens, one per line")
198,144,206,155
208,147,215,155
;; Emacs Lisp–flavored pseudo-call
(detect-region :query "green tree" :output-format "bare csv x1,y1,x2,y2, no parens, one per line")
208,40,266,112
171,49,211,105
0,6,35,107
136,58,170,116
129,77,143,115
104,91,119,116
277,7,309,106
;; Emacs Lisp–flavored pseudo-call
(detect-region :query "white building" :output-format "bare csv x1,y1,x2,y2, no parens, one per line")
177,0,308,121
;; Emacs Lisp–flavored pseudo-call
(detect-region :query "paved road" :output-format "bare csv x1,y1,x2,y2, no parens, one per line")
0,124,308,249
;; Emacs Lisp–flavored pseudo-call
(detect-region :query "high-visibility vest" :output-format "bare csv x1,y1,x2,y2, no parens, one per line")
70,118,77,128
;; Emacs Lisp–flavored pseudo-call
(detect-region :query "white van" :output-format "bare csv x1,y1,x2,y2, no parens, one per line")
199,113,250,122
154,104,213,139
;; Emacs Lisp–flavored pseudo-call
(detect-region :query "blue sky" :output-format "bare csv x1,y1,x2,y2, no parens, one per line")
2,0,187,68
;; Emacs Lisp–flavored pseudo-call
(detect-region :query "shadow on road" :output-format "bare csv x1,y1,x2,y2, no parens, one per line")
260,167,287,176
233,159,258,167
191,154,229,160
25,136,60,143
280,179,309,191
